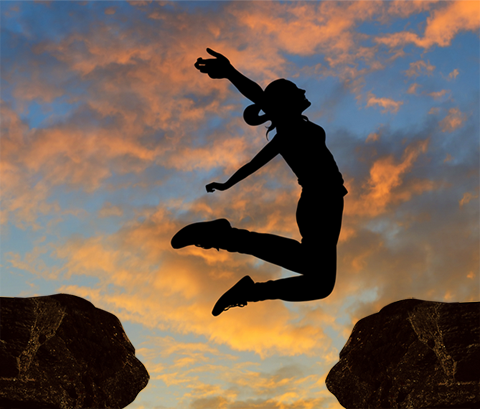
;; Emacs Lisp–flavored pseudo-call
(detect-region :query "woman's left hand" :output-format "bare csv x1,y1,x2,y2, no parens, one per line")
206,182,228,192
195,49,232,79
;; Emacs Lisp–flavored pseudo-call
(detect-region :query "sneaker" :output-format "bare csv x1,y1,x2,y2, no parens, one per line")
171,219,231,250
212,275,255,316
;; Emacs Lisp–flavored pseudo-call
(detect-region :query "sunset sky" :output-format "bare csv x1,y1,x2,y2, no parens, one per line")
1,1,479,408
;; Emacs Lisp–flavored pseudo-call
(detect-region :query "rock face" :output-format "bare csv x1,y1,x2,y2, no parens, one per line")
0,294,149,409
326,299,480,409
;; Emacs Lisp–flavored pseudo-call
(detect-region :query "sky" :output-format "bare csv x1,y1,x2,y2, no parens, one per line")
1,1,479,408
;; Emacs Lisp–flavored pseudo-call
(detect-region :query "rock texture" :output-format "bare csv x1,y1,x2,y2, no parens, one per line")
326,299,480,409
0,294,149,409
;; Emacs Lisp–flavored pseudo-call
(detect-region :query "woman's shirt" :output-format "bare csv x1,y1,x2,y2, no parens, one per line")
272,119,348,196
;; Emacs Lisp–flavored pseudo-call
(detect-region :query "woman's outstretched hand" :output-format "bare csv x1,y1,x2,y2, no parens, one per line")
195,48,232,79
206,182,228,193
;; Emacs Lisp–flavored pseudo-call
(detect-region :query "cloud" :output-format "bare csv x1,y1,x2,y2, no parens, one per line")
332,118,479,327
426,90,449,100
49,199,332,358
3,4,478,408
146,336,238,368
7,0,475,231
0,102,71,229
407,83,421,95
163,133,250,173
345,139,431,217
385,0,437,19
375,1,480,49
448,69,459,80
404,60,435,78
136,335,341,409
98,202,124,218
189,396,336,409
182,362,336,408
459,190,478,208
365,132,380,143
12,70,65,104
213,1,404,99
6,244,58,279
127,1,153,6
439,108,467,132
366,92,403,113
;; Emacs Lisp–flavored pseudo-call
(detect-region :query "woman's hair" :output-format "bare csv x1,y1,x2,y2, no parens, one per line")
243,79,308,139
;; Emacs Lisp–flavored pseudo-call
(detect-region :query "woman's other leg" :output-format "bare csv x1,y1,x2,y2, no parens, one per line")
249,252,337,302
222,192,344,275
213,267,336,316
243,192,343,302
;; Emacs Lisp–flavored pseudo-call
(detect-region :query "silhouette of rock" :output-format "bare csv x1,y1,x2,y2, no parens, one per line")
0,294,149,409
326,299,480,409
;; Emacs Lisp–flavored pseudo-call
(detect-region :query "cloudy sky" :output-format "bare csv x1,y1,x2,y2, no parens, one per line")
1,1,479,408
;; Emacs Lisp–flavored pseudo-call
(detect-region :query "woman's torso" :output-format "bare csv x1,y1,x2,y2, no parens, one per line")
274,119,347,196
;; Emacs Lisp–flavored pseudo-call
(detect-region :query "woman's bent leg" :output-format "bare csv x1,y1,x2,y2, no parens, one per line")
211,193,344,311
251,273,336,302
220,193,344,274
222,228,310,273
248,246,337,302
212,258,336,315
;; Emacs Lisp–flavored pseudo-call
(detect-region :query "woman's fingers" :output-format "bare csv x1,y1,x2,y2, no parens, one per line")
206,48,230,64
194,58,206,68
206,48,223,58
206,183,215,192
195,50,230,78
194,61,210,75
194,58,212,69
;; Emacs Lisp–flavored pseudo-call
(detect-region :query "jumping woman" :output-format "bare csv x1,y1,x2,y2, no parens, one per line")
172,49,347,316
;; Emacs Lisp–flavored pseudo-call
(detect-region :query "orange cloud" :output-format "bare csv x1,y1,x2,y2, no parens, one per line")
365,140,429,208
440,108,467,132
229,1,389,91
163,134,250,173
346,139,430,216
459,191,478,207
46,200,329,357
12,71,64,103
407,83,421,94
448,68,459,80
0,103,70,229
366,132,380,143
8,1,459,231
404,60,435,78
426,89,449,100
98,202,124,218
366,92,403,113
127,1,152,6
386,0,438,19
136,337,339,408
375,1,480,49
3,4,479,408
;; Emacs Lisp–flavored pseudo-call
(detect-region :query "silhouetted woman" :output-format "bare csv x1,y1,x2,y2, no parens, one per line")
172,49,347,316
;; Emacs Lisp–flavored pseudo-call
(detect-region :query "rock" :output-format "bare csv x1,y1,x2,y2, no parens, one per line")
326,299,480,409
0,294,149,409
